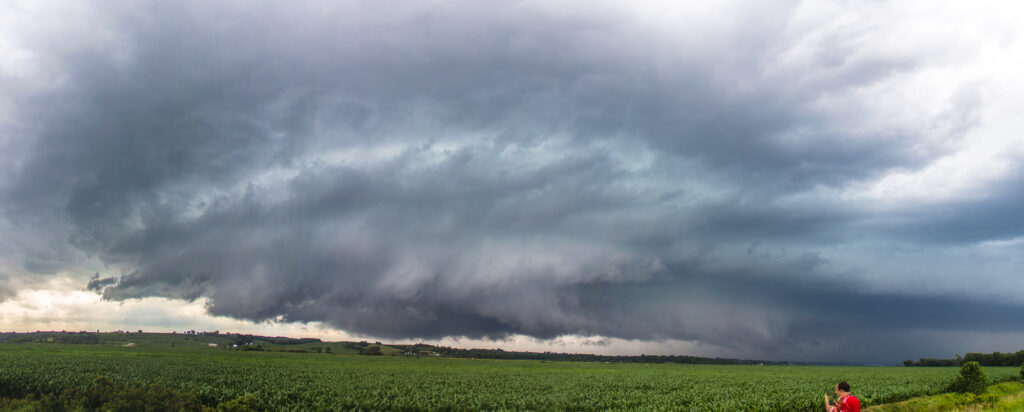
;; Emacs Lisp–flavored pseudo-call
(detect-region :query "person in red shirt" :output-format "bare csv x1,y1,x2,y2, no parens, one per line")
824,381,861,412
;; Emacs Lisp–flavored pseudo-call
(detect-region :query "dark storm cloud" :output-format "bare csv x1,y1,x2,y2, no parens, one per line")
892,168,1024,244
568,267,1024,363
1,0,1019,362
85,273,117,293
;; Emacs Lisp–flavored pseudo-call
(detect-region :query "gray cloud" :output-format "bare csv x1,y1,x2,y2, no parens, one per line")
85,273,117,293
0,273,13,302
892,167,1024,244
1,0,1021,363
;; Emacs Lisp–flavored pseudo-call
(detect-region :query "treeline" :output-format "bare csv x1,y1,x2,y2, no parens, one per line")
904,358,959,367
257,336,322,345
904,350,1024,367
341,341,384,355
392,344,793,365
0,332,100,344
210,334,333,353
214,333,322,346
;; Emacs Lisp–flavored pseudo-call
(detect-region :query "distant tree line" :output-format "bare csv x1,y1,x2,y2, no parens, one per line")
391,344,794,365
262,345,334,354
903,358,961,367
904,350,1024,367
209,333,322,346
1,332,100,344
258,336,322,345
209,333,328,352
339,341,383,355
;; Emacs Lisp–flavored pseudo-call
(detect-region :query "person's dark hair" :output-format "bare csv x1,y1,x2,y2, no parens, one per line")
837,381,851,392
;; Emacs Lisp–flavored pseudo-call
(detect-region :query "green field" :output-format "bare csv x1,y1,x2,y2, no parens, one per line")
0,336,1021,411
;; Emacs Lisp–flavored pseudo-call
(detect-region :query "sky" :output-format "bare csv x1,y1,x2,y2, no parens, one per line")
2,0,1024,364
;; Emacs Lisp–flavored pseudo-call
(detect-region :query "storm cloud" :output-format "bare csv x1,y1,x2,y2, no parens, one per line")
2,0,1024,363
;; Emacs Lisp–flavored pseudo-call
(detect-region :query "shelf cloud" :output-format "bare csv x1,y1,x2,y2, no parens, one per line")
2,0,1024,363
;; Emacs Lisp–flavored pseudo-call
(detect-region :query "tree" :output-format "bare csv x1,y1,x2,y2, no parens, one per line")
949,361,987,394
359,346,382,356
324,346,332,354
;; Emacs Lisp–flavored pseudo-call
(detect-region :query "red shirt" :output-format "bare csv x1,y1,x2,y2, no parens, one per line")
831,395,860,412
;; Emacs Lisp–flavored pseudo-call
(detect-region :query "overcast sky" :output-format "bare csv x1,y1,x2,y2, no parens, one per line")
2,0,1024,364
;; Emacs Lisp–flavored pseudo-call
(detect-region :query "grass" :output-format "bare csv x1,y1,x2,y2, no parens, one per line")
866,382,1024,412
986,382,1024,412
